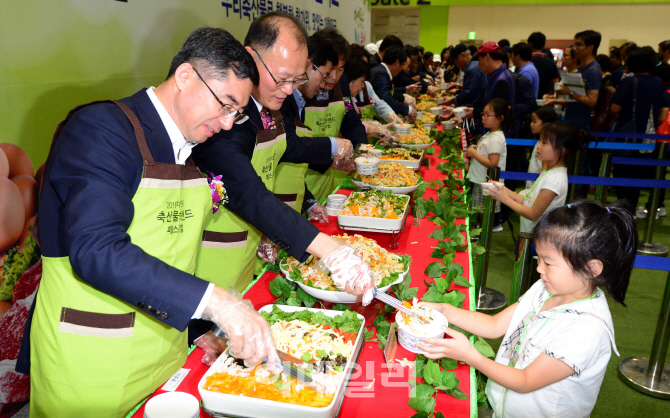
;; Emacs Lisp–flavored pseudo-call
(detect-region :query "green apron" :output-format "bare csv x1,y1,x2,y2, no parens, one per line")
30,101,210,417
195,109,287,292
304,84,348,203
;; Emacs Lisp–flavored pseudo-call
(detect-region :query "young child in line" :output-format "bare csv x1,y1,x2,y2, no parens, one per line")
487,121,592,234
465,98,512,231
526,107,559,189
419,200,637,417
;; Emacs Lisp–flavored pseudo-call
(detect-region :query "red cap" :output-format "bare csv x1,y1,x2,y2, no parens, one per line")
477,41,501,54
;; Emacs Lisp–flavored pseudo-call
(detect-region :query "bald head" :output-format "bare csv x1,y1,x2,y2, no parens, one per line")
244,11,307,53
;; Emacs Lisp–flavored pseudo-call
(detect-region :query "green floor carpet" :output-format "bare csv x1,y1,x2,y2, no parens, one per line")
481,189,670,416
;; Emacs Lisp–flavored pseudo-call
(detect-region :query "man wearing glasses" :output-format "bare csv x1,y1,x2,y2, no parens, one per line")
192,12,373,318
19,28,286,417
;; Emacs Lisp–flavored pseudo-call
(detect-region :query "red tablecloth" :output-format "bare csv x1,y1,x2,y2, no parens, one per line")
131,145,473,418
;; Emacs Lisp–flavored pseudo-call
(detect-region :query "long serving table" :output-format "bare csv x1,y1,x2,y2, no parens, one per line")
129,144,476,418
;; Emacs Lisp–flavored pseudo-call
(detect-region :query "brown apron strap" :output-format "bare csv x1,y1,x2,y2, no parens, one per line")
362,86,371,106
112,101,154,164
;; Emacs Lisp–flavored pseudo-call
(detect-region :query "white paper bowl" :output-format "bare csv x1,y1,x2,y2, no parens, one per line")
536,99,547,106
436,97,445,105
440,82,448,90
327,193,348,210
395,309,448,354
430,106,442,116
280,262,408,304
479,181,504,196
396,124,412,135
454,107,467,118
421,123,435,129
351,179,422,195
442,120,455,130
416,111,424,119
355,157,380,175
144,392,199,418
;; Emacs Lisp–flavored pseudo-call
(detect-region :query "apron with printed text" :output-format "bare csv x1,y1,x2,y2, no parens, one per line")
30,101,210,418
304,84,348,203
358,86,378,122
195,109,287,292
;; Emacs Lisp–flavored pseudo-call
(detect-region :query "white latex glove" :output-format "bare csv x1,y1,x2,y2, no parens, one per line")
385,112,403,125
308,203,329,223
403,94,416,106
317,243,374,305
201,287,281,372
194,330,228,366
406,107,418,123
406,83,421,94
367,123,394,140
257,235,279,263
334,138,353,159
331,157,356,172
427,86,439,96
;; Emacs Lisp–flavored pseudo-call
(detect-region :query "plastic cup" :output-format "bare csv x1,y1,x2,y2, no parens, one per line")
396,124,412,135
430,107,441,116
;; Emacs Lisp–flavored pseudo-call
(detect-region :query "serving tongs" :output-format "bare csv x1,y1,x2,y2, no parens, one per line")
373,288,429,324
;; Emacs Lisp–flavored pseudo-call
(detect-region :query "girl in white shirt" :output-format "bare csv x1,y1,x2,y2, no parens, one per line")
466,98,512,228
419,200,637,417
526,107,559,189
486,121,592,233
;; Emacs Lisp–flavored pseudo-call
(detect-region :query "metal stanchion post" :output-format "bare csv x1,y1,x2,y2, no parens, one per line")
476,166,507,313
509,233,533,305
594,152,612,205
618,270,670,399
567,147,582,203
638,142,669,256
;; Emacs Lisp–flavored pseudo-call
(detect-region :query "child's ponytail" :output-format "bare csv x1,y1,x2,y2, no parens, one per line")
540,122,595,173
533,199,638,305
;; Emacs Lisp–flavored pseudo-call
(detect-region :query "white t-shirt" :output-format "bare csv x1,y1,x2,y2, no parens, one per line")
519,166,567,233
466,130,507,184
486,280,618,418
526,142,543,189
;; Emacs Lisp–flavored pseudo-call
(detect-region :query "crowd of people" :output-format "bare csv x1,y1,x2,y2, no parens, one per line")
14,11,664,416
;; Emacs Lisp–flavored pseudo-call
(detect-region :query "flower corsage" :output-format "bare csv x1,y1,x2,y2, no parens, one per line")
207,172,229,213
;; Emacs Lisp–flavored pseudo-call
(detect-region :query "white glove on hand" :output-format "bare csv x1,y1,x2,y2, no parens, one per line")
317,244,374,305
385,112,403,125
427,86,439,96
308,203,329,223
403,94,416,106
194,330,228,366
201,287,281,373
331,157,355,172
257,235,279,263
334,138,353,159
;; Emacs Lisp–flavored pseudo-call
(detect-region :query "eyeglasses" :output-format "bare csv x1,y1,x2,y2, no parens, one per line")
312,63,327,80
193,67,248,125
251,47,309,88
481,113,496,118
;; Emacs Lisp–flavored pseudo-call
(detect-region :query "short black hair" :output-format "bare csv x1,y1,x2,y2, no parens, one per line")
313,27,350,62
528,32,546,50
541,121,593,173
344,56,370,82
620,41,638,55
595,54,612,73
651,61,670,85
382,45,407,66
416,45,425,54
244,11,307,51
626,46,658,74
350,43,371,61
498,39,510,48
532,106,559,124
405,46,419,58
307,34,339,69
424,51,434,61
380,35,403,52
167,27,259,85
609,47,621,61
512,42,532,61
533,199,637,306
660,40,670,53
575,30,601,56
467,45,478,56
485,98,513,131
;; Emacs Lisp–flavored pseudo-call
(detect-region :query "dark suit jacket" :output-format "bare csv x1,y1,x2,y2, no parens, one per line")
191,98,333,261
17,89,211,373
334,73,368,148
370,65,410,116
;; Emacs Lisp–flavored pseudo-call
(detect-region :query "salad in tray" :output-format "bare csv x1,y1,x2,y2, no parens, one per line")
394,129,432,145
338,190,409,220
380,147,422,161
353,161,422,187
281,234,410,291
202,306,363,407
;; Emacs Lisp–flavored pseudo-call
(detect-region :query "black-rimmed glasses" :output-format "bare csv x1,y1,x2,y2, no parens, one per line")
251,48,309,88
312,63,327,80
193,67,248,124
